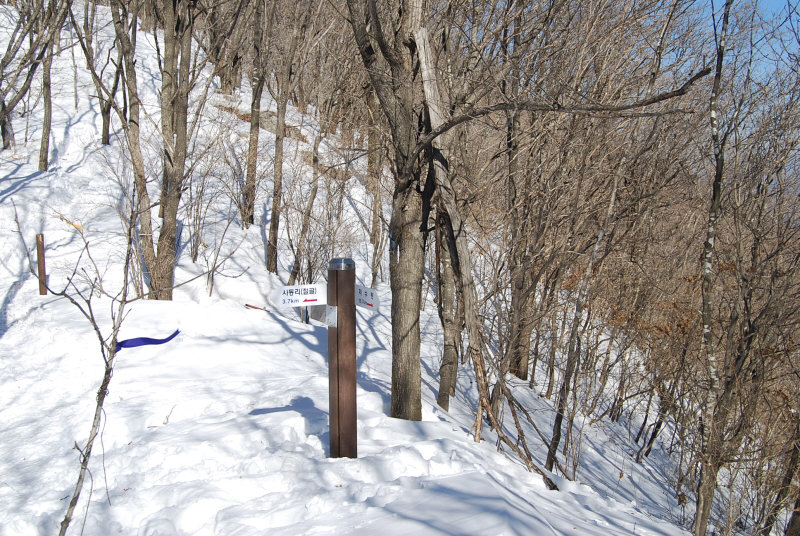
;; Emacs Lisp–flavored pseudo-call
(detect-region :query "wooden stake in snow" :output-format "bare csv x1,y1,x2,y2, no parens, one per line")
36,233,46,295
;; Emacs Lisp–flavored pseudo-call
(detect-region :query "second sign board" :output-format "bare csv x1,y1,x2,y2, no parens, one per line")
355,285,379,311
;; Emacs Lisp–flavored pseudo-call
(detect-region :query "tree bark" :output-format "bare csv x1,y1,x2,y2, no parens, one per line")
59,360,114,536
0,96,11,149
693,2,733,533
693,458,721,536
389,183,425,420
367,90,384,288
786,497,800,536
415,24,497,440
502,14,534,380
345,0,428,420
242,0,274,228
100,53,122,146
436,208,460,411
151,0,194,299
110,0,157,283
544,305,565,399
759,417,800,536
266,93,286,273
38,42,53,171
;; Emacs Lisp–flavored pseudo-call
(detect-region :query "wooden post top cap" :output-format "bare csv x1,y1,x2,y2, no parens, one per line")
329,258,355,271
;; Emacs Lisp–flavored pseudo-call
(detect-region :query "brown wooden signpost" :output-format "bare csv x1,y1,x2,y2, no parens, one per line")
36,233,47,295
327,258,357,458
273,258,361,458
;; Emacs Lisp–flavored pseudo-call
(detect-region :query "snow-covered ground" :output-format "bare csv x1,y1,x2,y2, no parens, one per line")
0,12,690,535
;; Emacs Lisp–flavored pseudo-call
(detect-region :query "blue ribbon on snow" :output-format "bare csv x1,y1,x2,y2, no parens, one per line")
115,329,180,352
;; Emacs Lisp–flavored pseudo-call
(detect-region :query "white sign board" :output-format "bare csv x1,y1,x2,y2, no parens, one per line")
272,283,327,307
355,284,379,311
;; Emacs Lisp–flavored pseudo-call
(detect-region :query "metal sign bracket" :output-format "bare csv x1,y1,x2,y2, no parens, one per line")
326,305,338,328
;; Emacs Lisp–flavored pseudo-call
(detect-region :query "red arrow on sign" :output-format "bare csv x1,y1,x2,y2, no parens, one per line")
303,298,318,303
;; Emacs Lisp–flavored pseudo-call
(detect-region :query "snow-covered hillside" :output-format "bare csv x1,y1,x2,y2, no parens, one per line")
0,10,690,535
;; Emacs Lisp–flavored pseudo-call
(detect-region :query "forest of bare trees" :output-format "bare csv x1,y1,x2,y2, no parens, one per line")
2,0,799,533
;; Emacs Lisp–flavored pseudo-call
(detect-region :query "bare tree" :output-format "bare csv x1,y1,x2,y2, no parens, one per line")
687,2,800,532
241,0,274,228
344,0,428,420
287,20,360,285
759,413,800,536
0,0,70,149
201,0,251,94
97,0,216,300
38,38,53,169
71,0,125,146
265,0,319,273
344,0,710,424
55,231,133,536
434,207,460,411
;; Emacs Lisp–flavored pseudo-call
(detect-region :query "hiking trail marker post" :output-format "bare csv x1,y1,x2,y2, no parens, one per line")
36,233,47,295
271,258,363,458
327,258,357,458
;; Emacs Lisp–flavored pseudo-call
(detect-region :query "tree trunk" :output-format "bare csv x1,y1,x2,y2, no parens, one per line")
529,329,541,386
530,274,558,388
218,57,242,94
634,391,653,444
694,383,741,536
151,0,193,300
640,402,664,460
545,317,581,472
508,283,534,379
367,90,384,288
786,497,800,536
693,459,721,536
100,55,122,146
243,0,274,228
760,417,800,536
416,24,497,441
266,94,286,273
100,99,112,145
345,0,428,421
610,370,626,422
693,2,733,532
0,96,11,149
505,108,535,380
544,305,566,399
38,42,53,171
111,0,157,282
59,360,114,536
436,208,460,411
266,10,306,273
243,74,264,227
389,183,425,420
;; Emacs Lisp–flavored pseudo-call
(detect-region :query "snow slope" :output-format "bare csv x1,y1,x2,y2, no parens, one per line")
0,12,689,535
